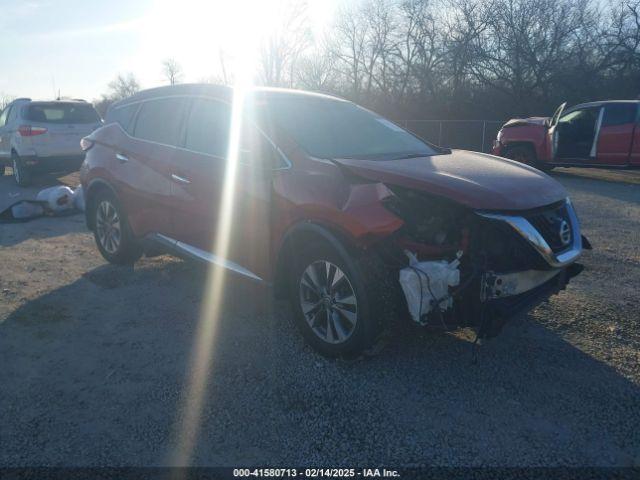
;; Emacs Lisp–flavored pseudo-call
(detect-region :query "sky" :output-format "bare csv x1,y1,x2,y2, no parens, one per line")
0,0,341,101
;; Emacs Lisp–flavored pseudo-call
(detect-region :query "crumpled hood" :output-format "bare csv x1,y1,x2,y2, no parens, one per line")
503,116,548,128
333,150,567,211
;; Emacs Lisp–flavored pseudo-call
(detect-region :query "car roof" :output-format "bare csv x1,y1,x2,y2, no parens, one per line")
111,83,347,110
569,99,640,110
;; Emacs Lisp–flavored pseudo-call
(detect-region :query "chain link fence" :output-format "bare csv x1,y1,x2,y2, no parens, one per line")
400,120,506,153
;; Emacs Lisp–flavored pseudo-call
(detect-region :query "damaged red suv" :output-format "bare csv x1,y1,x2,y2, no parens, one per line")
493,100,640,169
80,84,587,356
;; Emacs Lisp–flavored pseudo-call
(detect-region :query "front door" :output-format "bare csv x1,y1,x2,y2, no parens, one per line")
554,106,601,163
596,103,638,166
546,102,566,161
170,96,277,282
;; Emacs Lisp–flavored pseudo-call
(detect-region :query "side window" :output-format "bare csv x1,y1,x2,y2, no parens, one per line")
8,106,18,123
108,103,138,134
239,123,287,169
184,98,231,157
0,106,12,127
602,104,637,127
133,98,186,146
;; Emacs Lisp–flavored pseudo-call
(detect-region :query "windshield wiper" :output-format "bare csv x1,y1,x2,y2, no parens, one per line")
391,153,430,160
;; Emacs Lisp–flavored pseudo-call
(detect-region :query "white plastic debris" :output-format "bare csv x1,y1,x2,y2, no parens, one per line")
11,201,44,219
72,184,85,212
36,186,75,212
399,250,461,325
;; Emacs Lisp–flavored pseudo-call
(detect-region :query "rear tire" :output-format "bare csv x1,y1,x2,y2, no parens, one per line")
288,240,394,357
12,154,31,187
91,189,142,265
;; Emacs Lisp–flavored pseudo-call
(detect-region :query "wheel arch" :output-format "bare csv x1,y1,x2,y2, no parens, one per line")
502,141,538,160
84,179,119,231
272,221,361,299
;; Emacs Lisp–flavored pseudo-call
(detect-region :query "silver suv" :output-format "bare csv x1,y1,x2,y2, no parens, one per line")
0,98,102,186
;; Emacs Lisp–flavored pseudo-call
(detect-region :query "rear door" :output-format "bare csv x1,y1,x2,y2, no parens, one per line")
596,103,638,166
110,97,187,238
169,97,230,251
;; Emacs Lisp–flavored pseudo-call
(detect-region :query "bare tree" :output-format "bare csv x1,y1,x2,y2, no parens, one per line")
331,5,370,98
259,0,312,87
0,92,15,111
108,73,141,100
396,0,446,101
93,73,142,117
162,58,184,85
295,43,338,91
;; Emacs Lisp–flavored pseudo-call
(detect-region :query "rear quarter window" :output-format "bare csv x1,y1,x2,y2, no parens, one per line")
602,104,637,127
107,103,139,134
25,103,101,124
133,98,186,146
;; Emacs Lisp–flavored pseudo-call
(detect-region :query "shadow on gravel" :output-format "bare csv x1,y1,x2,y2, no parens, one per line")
1,260,639,466
0,212,86,248
551,171,640,206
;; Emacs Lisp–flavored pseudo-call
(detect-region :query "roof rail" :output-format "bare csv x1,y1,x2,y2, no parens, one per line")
13,97,31,102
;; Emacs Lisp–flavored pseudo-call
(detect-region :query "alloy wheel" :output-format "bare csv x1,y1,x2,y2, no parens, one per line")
96,200,121,254
299,260,358,344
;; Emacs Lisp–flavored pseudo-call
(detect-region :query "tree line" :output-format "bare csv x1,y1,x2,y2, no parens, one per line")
7,0,637,123
285,0,640,121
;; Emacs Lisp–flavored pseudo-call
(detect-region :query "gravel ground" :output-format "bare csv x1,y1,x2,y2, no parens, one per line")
0,167,639,467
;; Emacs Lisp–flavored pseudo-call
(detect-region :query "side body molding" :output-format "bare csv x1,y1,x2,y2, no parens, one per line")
148,233,264,283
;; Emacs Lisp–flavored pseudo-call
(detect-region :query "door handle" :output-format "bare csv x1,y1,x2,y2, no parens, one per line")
171,173,191,185
116,153,129,163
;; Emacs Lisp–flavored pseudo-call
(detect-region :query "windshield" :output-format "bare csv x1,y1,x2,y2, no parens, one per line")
25,103,101,124
262,97,439,159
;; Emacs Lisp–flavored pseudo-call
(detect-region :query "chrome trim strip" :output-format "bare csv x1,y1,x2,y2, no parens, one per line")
151,233,263,282
590,107,604,158
170,173,191,184
478,198,582,268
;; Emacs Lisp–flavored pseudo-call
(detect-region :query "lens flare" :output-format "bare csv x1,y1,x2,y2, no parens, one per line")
170,28,257,472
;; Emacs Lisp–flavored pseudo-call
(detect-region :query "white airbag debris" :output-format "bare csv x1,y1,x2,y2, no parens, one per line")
399,250,461,325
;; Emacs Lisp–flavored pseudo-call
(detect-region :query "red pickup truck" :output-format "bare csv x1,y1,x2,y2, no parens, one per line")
492,100,640,170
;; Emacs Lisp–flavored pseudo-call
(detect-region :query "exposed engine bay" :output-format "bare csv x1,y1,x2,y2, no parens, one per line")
375,185,586,338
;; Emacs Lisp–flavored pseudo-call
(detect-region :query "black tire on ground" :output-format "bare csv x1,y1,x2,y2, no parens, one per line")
504,144,554,172
11,153,31,187
91,189,142,265
288,240,395,357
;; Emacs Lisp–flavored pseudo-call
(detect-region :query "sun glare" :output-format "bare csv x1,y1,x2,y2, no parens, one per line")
159,0,334,468
130,0,334,85
168,2,258,469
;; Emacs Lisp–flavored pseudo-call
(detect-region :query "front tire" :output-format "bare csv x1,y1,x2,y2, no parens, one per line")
289,241,393,357
12,154,31,187
91,190,142,265
504,145,553,171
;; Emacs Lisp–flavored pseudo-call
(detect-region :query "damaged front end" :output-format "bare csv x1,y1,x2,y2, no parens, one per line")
376,186,587,338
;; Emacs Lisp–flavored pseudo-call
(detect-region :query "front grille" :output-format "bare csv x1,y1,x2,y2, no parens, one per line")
526,203,573,253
